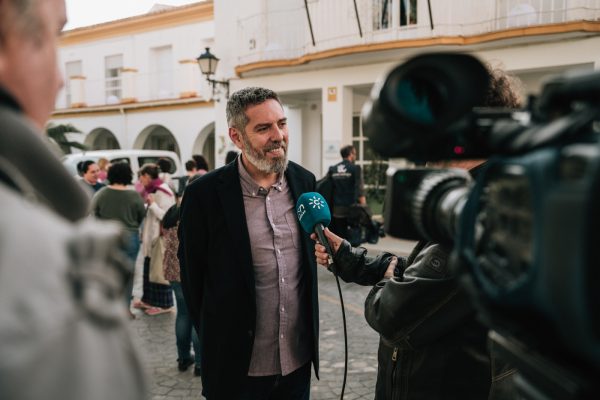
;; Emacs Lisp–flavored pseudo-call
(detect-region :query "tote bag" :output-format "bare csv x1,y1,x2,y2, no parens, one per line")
149,236,169,285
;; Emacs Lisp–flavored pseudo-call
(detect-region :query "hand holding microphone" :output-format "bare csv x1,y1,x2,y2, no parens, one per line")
311,228,343,267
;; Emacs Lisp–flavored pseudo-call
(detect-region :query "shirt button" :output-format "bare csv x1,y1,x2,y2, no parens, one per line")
267,197,270,201
277,249,281,254
281,278,285,283
281,307,285,312
280,334,284,338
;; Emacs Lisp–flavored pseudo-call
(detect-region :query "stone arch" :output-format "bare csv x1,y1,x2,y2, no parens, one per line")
134,124,180,158
192,122,215,170
85,127,120,150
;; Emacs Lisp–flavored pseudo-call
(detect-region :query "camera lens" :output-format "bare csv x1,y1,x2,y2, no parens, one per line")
411,169,471,244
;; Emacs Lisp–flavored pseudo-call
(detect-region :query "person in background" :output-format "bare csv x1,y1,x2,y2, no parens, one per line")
179,87,320,399
327,144,366,239
157,157,177,193
134,163,175,316
177,159,197,198
225,149,239,165
162,196,202,376
192,154,210,175
91,162,145,315
77,160,105,193
97,157,110,183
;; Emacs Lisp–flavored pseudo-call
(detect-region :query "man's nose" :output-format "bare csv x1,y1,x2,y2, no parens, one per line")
270,126,285,141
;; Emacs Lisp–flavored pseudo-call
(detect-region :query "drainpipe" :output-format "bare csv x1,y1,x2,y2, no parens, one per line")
427,0,434,30
353,0,363,37
304,0,316,46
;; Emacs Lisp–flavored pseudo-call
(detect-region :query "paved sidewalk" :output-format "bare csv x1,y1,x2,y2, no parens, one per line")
129,235,416,399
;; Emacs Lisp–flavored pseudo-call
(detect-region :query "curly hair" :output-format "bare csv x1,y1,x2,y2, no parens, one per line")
226,87,281,132
107,162,133,185
484,66,524,108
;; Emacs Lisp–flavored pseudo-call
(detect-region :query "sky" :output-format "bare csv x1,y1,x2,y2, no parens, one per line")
64,0,201,30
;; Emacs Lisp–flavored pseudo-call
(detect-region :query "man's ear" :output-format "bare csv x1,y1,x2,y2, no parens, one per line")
228,127,243,150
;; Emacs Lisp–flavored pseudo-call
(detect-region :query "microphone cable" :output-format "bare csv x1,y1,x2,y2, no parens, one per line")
332,269,348,399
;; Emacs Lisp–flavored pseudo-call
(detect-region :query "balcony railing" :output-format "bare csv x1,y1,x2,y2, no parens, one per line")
236,0,600,66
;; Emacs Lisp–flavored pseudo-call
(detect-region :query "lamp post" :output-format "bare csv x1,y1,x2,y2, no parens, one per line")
197,47,230,99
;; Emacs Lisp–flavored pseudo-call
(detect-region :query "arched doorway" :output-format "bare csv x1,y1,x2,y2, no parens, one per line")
192,122,215,170
134,124,180,158
86,127,120,150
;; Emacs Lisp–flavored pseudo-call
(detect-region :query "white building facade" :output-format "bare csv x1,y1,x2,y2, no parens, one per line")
52,2,218,168
52,0,600,188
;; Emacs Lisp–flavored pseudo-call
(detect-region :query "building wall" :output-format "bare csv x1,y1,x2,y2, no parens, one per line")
51,103,215,165
51,1,600,177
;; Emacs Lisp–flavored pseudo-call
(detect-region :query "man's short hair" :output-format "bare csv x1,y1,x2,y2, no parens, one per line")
107,162,133,185
185,160,197,172
77,160,95,176
157,158,172,174
225,150,238,165
0,0,42,45
139,163,159,179
226,87,281,132
192,154,209,171
340,145,355,159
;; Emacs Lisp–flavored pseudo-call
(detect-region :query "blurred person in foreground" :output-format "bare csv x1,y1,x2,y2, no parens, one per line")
0,0,146,398
91,162,145,313
313,66,523,400
179,87,320,399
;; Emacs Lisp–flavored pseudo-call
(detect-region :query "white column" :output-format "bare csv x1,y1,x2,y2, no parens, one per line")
178,59,200,99
214,99,231,168
120,68,137,104
69,76,86,108
321,85,353,177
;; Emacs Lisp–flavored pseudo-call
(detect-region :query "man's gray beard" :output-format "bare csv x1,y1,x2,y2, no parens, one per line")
240,134,288,174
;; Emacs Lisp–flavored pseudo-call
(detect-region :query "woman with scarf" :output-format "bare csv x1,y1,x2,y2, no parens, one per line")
135,163,176,316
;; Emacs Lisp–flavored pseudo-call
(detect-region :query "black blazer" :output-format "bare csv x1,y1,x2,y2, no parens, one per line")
178,159,319,399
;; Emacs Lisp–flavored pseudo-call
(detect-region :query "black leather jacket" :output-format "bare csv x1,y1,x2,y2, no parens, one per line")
331,240,515,400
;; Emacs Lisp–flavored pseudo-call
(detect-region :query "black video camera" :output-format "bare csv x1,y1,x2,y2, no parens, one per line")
362,52,600,399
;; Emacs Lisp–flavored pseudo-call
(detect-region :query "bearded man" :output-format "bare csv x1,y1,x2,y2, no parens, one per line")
178,87,320,400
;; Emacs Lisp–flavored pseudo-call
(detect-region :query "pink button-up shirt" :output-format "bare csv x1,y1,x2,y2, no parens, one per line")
238,160,312,376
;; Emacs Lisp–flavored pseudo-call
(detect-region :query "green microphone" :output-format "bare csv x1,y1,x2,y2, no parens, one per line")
296,192,335,267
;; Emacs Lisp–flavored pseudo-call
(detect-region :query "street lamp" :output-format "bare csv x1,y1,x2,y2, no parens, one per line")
197,47,229,99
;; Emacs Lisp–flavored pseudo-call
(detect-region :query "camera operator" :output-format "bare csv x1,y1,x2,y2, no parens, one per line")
313,66,523,400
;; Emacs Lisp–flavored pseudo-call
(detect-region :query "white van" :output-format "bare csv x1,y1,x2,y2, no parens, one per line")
61,149,184,178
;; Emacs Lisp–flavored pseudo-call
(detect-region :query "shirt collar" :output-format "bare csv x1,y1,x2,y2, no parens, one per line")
237,156,284,196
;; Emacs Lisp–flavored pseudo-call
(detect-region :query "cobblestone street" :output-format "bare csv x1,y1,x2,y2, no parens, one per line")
130,237,415,399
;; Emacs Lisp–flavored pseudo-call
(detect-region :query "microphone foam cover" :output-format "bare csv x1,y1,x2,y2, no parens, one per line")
296,192,332,234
